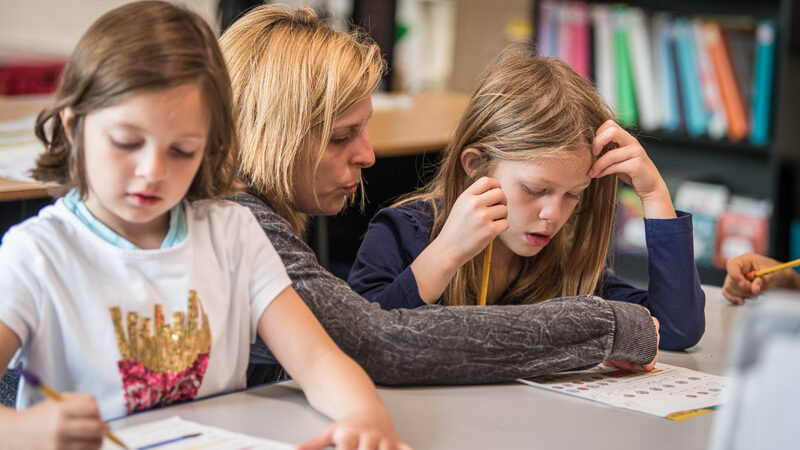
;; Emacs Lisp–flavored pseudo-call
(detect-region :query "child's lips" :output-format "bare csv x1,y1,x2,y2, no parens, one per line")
128,192,161,205
525,232,552,246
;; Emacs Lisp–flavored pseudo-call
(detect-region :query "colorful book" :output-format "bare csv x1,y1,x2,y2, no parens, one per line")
537,0,559,57
722,22,755,120
750,21,776,145
627,7,659,131
591,4,616,111
613,5,638,127
558,2,572,63
669,26,687,132
652,12,680,131
568,2,591,79
692,19,727,140
673,18,708,137
705,21,748,142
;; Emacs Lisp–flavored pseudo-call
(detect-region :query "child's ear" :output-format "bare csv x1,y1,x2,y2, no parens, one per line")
59,108,76,144
459,147,483,177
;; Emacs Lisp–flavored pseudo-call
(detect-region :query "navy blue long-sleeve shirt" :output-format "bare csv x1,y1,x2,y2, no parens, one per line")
348,200,705,350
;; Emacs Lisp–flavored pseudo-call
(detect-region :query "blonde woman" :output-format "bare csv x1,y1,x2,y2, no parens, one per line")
349,54,705,351
221,5,660,384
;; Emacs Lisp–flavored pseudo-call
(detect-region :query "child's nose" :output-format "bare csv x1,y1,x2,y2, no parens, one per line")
135,150,167,181
538,198,562,223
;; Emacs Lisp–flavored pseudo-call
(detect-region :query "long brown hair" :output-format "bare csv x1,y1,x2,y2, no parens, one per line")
220,5,384,235
400,51,618,306
33,0,239,200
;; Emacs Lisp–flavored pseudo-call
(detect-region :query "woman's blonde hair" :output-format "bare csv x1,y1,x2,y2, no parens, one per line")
401,51,618,306
220,5,385,235
33,1,238,200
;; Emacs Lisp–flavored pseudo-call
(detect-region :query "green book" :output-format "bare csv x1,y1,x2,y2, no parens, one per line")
613,5,638,127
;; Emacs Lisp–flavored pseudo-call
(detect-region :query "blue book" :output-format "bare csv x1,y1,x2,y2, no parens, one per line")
654,13,680,131
750,21,776,145
673,18,708,137
538,0,560,57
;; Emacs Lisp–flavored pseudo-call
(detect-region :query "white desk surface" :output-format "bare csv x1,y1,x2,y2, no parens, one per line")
109,286,743,450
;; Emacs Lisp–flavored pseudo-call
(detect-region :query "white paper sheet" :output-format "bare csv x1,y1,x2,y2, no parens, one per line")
102,416,293,450
519,363,727,420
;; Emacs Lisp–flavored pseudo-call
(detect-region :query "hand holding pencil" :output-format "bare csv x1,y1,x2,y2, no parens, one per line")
16,366,129,449
410,177,507,304
722,253,800,304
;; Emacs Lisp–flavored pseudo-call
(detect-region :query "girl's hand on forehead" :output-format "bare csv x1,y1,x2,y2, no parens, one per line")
588,120,676,219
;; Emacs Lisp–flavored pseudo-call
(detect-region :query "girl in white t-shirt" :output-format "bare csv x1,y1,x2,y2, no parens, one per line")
0,2,408,449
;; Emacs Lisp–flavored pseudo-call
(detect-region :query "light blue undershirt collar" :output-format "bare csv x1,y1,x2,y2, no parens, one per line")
63,190,187,249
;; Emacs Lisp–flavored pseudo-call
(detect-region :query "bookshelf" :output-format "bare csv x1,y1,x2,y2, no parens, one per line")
531,0,799,286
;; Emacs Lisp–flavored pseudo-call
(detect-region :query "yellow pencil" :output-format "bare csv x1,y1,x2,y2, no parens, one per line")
479,241,493,306
746,258,800,281
18,366,130,449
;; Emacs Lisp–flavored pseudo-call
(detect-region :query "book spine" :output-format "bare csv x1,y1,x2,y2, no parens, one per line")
750,21,776,145
627,7,659,131
674,18,708,137
613,5,638,127
591,4,616,111
705,22,748,141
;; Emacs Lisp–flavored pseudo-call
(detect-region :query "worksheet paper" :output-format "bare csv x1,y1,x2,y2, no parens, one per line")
102,416,293,449
519,363,727,420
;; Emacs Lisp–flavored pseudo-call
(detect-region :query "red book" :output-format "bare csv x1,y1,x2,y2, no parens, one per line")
0,59,65,95
712,211,769,269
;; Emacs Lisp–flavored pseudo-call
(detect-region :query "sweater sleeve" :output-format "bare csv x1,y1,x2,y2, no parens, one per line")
347,206,427,310
601,210,705,350
230,192,659,385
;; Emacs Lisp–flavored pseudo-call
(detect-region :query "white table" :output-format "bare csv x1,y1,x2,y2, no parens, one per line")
110,286,744,449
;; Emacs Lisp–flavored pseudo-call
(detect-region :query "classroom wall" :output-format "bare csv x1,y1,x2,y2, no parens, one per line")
0,0,217,56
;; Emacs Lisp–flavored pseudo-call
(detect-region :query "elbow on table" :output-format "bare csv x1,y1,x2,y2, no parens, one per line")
659,319,706,351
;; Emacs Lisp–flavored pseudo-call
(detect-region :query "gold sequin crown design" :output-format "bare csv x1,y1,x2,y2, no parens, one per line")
109,290,212,373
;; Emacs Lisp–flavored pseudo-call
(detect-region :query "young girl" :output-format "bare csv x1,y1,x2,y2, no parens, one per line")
348,53,705,351
0,3,406,449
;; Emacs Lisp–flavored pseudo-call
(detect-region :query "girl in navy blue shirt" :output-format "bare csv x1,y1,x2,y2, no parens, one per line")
348,54,705,351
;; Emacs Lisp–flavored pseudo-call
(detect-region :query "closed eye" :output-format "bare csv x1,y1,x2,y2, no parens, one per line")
111,139,143,150
171,146,196,158
522,185,546,197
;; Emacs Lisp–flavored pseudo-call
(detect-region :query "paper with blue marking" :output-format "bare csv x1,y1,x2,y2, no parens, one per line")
102,416,292,449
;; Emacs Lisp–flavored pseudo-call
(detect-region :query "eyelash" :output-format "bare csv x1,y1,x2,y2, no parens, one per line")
112,140,195,158
112,140,142,150
523,186,582,199
330,134,353,144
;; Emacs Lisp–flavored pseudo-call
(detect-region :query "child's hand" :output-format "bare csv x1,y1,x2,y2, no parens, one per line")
14,393,107,450
605,316,660,372
435,176,508,267
297,409,412,450
722,253,782,304
589,120,676,219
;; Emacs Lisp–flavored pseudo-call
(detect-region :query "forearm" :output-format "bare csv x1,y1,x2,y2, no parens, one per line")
639,182,677,219
298,350,386,420
409,239,460,303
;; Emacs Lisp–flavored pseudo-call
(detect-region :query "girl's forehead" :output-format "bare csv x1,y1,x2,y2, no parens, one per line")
496,153,593,185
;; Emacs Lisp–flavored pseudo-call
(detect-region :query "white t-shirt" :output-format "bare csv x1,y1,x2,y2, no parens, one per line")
0,198,291,419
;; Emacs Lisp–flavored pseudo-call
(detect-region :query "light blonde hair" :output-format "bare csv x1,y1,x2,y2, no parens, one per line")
220,5,385,235
400,52,618,306
33,1,238,200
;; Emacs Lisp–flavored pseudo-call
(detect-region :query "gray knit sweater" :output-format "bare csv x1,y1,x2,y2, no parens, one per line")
230,192,657,385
